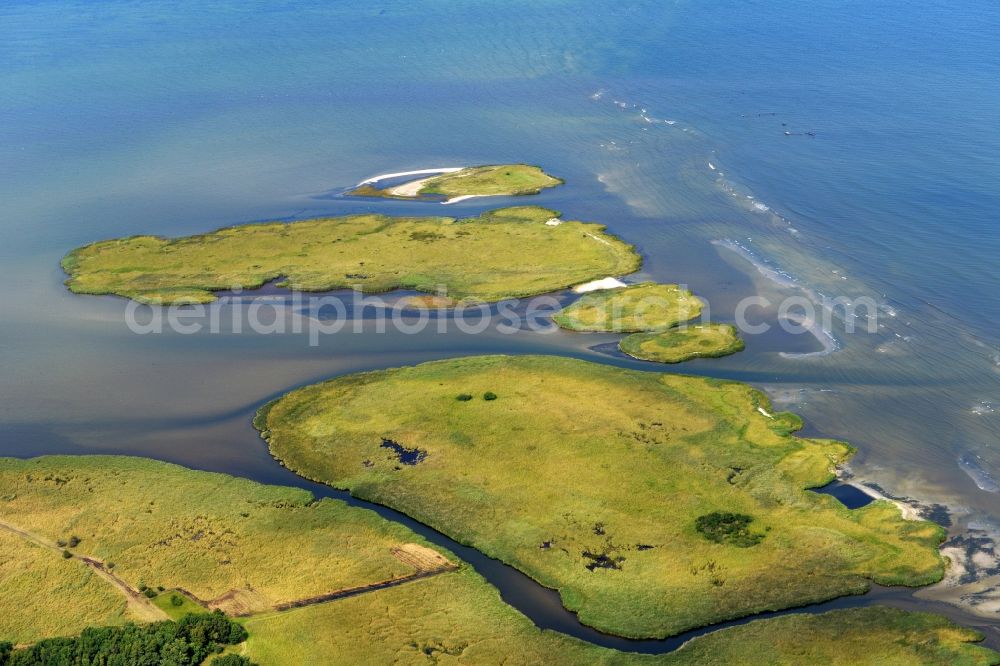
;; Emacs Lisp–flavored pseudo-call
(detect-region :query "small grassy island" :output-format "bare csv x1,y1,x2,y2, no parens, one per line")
553,282,744,363
62,206,638,304
0,456,453,644
553,282,703,332
349,164,563,201
621,323,745,363
256,355,947,639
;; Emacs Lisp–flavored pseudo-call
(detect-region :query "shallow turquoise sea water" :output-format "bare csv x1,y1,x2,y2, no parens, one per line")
2,0,1000,633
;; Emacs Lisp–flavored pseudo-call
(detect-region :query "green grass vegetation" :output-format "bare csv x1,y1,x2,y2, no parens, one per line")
420,164,563,197
350,164,563,199
0,529,132,644
553,282,743,363
152,590,206,621
258,355,947,639
620,324,746,363
241,567,998,665
2,612,247,666
0,456,449,622
553,282,703,332
61,206,639,304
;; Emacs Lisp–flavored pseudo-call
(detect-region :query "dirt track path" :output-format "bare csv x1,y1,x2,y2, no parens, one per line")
0,519,166,622
229,543,458,617
269,564,457,613
2,518,454,623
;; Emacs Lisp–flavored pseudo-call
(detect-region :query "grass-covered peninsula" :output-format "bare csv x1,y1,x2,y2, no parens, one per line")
0,456,453,643
350,164,563,200
61,206,638,304
553,283,744,363
256,355,947,639
241,567,998,665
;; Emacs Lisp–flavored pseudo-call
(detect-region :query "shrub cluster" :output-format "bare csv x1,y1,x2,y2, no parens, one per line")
456,392,498,401
694,512,764,547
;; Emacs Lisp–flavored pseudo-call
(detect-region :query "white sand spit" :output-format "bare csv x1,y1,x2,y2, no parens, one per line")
388,176,435,197
357,167,464,187
442,194,498,205
573,277,627,293
845,482,922,521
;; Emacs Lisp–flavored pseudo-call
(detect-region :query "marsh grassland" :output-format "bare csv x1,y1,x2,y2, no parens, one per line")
350,164,563,199
0,456,450,637
241,567,998,665
257,355,946,639
0,529,133,644
2,457,993,665
61,206,638,304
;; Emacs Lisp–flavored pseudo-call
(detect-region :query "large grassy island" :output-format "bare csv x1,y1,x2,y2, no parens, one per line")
61,206,638,304
256,355,946,639
349,164,564,201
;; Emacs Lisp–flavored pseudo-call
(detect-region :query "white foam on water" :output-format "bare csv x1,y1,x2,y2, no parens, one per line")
958,454,1000,493
971,401,996,416
711,239,800,289
778,313,841,359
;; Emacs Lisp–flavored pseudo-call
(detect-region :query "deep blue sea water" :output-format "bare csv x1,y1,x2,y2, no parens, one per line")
2,0,1000,628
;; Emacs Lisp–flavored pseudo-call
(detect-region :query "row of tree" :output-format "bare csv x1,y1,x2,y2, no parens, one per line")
0,612,255,666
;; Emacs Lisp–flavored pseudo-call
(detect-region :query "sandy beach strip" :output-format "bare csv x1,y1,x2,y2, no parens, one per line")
388,176,436,197
441,194,503,205
843,481,922,521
